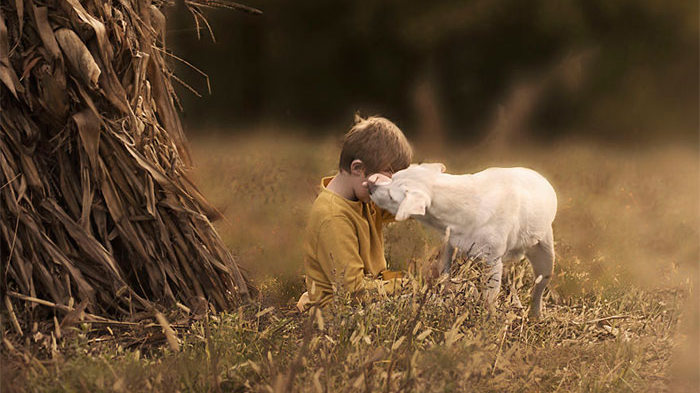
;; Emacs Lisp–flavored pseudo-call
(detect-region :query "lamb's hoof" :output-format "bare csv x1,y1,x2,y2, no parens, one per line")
527,310,542,321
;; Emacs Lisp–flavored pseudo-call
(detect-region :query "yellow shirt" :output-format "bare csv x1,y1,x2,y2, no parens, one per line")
303,177,397,308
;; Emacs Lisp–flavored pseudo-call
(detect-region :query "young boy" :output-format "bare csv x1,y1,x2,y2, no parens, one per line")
297,115,413,311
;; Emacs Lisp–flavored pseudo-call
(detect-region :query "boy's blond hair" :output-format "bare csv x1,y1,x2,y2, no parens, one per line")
339,115,413,174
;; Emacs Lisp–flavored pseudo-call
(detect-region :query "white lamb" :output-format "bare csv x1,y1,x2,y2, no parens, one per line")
367,163,557,319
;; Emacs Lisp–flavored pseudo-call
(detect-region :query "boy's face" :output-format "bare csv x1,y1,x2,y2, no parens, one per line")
350,159,393,203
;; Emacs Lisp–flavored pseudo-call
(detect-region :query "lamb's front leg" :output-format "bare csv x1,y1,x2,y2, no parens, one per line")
483,257,503,313
440,227,457,275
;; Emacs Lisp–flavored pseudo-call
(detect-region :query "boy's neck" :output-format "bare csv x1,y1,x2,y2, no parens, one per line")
327,171,358,201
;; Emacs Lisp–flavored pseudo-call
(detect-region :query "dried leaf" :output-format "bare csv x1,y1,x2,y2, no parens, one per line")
15,0,23,36
63,0,113,62
0,16,22,98
72,109,101,169
31,5,61,59
55,28,101,89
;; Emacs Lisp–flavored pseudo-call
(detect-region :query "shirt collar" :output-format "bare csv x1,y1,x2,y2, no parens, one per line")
321,176,364,214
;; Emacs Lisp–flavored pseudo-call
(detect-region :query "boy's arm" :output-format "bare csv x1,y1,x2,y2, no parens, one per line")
315,216,368,296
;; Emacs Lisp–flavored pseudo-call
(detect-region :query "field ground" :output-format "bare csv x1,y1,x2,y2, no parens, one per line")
2,131,698,392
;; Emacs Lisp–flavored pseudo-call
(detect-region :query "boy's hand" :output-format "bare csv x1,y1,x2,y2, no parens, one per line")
378,269,404,280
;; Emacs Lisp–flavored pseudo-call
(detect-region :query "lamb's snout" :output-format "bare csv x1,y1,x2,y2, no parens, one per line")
366,173,392,194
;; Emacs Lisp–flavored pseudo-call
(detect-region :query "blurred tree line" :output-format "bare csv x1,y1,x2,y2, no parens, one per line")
167,0,698,143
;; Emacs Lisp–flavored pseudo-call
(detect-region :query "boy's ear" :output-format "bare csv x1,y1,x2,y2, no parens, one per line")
395,190,430,221
350,159,365,176
353,112,364,124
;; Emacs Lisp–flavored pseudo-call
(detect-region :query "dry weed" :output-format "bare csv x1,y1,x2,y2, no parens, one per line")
2,135,696,392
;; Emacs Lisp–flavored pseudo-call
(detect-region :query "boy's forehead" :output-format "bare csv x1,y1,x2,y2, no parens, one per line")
368,165,394,176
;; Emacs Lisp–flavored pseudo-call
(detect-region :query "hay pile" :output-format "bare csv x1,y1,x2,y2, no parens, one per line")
0,0,255,327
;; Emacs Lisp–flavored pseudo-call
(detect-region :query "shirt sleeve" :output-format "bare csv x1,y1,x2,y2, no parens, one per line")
315,216,367,295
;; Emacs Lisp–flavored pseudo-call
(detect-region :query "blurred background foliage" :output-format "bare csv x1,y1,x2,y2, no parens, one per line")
166,0,697,144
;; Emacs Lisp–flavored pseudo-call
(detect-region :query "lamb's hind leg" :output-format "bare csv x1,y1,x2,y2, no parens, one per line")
503,259,524,310
483,257,503,313
526,229,555,319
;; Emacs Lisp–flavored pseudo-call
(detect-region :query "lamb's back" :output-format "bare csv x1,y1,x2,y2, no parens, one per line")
470,167,557,227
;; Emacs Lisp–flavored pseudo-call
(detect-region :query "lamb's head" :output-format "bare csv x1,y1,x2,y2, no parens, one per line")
367,163,446,221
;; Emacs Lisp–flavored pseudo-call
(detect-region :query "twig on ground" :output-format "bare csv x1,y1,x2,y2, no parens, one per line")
572,315,637,325
7,291,138,326
4,296,23,336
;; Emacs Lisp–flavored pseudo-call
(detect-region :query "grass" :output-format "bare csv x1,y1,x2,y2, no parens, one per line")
2,131,698,392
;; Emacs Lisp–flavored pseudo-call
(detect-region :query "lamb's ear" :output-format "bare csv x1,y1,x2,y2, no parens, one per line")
395,190,430,221
420,163,446,173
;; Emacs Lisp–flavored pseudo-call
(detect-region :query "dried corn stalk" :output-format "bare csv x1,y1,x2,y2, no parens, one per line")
0,0,255,326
